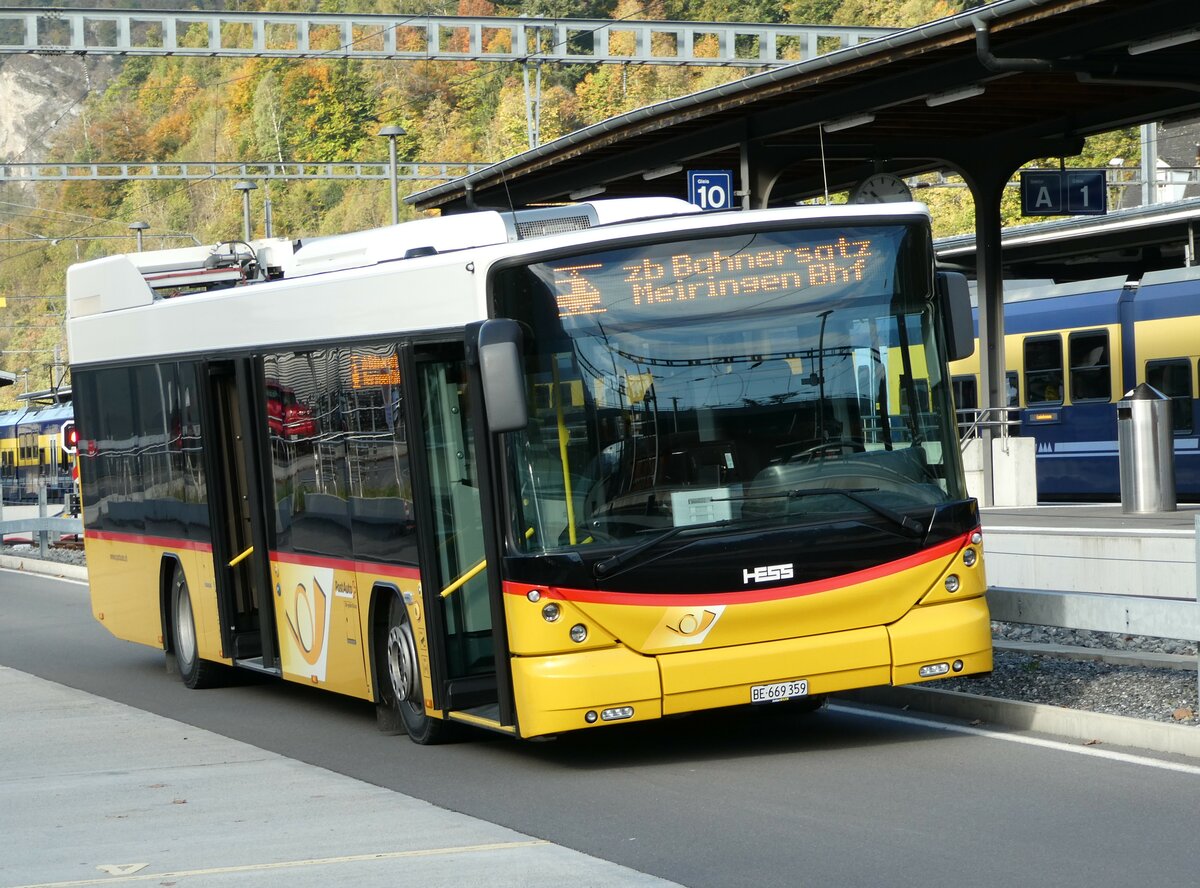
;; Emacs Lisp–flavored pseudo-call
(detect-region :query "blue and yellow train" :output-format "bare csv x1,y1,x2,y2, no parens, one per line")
0,399,77,505
949,264,1200,501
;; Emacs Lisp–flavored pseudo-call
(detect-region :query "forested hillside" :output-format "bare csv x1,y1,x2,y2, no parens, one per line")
0,0,1136,400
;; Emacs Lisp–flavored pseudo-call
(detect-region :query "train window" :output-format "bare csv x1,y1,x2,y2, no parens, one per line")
1068,330,1111,403
1024,336,1063,405
1146,359,1193,434
952,376,977,411
951,373,1018,409
899,376,930,414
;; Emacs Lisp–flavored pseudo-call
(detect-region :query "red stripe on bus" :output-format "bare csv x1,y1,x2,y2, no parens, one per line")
269,550,421,580
84,529,212,552
81,530,420,579
504,530,975,607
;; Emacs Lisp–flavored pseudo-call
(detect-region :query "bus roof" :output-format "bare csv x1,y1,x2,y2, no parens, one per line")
66,198,931,368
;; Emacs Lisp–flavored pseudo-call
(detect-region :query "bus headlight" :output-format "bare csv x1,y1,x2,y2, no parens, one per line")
541,603,561,622
569,623,588,643
962,548,977,567
944,574,960,593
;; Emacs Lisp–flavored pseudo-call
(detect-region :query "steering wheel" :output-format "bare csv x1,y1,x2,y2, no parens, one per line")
782,439,865,464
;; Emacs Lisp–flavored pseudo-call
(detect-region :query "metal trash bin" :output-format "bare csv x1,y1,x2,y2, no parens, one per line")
1116,383,1176,513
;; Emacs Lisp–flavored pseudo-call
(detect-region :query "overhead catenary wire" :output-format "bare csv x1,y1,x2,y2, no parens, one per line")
2,2,694,269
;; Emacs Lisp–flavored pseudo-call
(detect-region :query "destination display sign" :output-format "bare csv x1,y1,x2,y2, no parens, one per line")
543,227,903,321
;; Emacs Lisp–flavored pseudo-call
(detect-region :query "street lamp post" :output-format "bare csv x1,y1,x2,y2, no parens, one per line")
234,180,257,241
379,125,406,225
128,220,149,251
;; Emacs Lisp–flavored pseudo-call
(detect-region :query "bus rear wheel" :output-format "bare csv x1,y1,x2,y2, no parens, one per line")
170,566,222,689
380,594,450,745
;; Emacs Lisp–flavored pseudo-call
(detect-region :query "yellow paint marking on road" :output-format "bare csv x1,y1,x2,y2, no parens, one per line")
12,841,552,888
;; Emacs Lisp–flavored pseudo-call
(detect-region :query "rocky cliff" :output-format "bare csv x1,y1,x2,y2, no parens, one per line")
0,55,114,162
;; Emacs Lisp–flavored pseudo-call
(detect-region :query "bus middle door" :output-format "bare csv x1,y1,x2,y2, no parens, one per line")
409,340,514,733
204,359,278,673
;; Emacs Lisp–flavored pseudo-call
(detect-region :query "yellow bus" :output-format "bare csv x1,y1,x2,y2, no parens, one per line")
66,198,990,743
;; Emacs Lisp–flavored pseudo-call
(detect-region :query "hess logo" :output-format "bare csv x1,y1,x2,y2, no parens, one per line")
743,563,794,585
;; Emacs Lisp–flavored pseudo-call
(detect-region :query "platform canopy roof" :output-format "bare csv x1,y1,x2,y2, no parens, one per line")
410,0,1200,213
936,196,1200,280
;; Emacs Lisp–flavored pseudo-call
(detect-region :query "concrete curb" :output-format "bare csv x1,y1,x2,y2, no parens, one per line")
0,552,87,581
996,639,1199,671
839,685,1200,759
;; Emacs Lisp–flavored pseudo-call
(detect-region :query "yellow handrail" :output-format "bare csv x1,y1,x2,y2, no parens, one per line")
440,528,534,599
553,363,578,545
228,545,254,568
440,558,487,599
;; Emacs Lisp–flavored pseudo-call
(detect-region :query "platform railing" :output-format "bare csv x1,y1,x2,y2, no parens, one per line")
0,483,82,559
957,406,1021,449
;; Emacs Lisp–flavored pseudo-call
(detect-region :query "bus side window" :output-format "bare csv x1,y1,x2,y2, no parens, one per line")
1145,358,1193,434
1024,335,1063,405
1068,329,1111,402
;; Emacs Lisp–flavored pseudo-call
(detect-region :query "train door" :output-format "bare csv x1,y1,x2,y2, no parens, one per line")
203,359,279,671
407,338,514,732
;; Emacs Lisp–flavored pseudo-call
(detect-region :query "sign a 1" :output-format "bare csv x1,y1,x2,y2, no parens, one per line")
1020,170,1107,216
688,170,734,212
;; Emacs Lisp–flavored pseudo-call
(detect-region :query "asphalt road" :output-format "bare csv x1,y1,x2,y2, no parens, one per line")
3,567,1197,888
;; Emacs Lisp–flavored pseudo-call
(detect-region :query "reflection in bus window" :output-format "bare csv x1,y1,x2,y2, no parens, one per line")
266,350,351,558
265,348,417,564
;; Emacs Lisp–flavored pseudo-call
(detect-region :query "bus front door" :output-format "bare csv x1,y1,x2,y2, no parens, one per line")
205,360,278,673
409,341,513,731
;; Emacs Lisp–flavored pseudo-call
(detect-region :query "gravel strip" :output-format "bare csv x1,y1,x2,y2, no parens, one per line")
5,545,87,568
15,549,1199,727
940,622,1199,727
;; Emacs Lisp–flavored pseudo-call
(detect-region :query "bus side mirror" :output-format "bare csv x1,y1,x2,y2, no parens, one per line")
937,271,975,362
477,318,529,433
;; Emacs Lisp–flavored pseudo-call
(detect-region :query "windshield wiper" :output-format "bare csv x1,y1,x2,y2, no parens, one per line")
592,489,925,580
736,486,926,537
593,517,749,579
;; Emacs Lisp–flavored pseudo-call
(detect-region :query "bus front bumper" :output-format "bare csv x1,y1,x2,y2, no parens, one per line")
509,595,992,739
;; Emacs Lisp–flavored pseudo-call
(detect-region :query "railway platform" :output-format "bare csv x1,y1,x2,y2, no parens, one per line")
979,503,1198,599
0,665,680,888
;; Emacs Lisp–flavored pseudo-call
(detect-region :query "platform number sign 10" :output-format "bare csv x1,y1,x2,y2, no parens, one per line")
688,170,734,212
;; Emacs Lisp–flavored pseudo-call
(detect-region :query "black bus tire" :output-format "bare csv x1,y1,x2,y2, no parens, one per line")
170,566,222,689
380,594,450,745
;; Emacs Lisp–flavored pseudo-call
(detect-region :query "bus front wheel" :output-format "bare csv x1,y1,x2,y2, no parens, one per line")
170,566,222,689
380,594,449,745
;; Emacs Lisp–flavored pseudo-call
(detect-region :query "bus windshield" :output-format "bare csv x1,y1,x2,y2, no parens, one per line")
493,223,965,559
